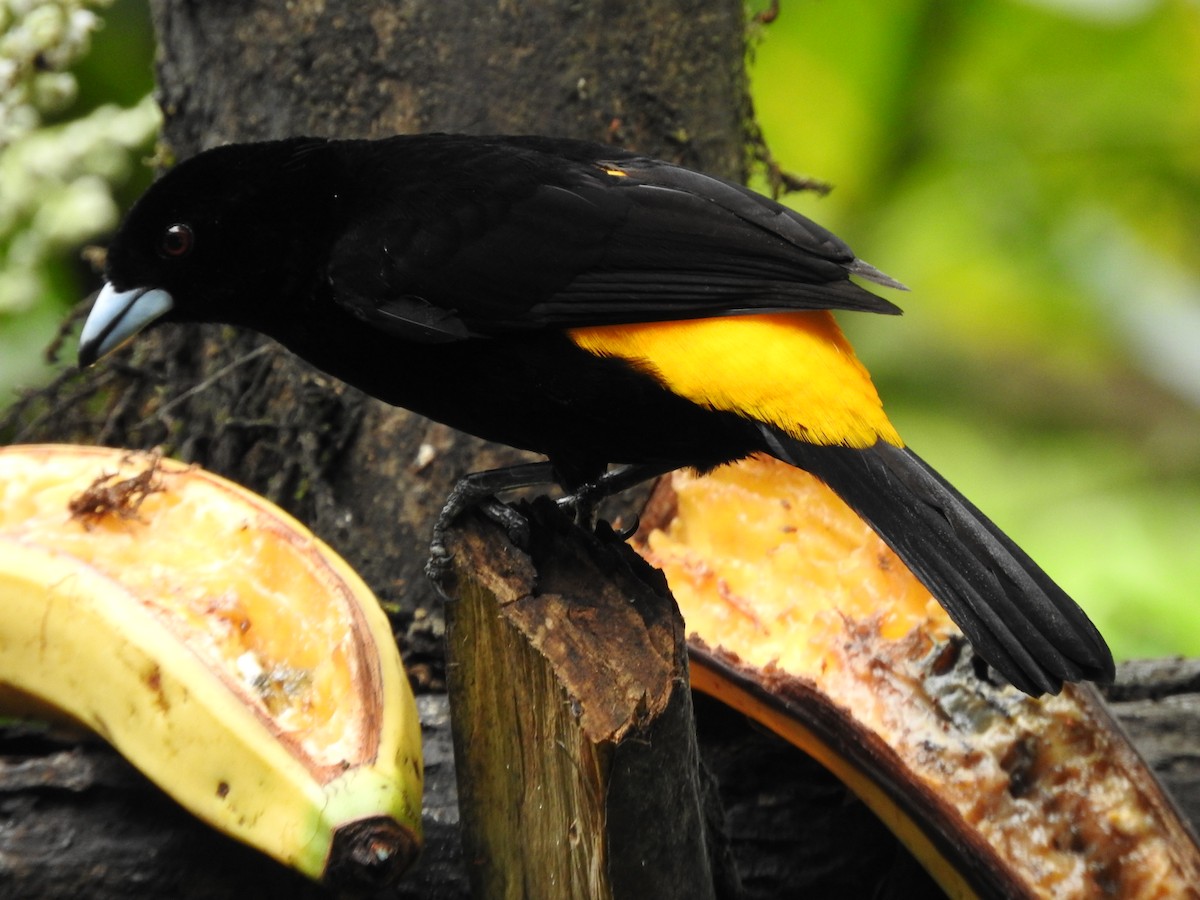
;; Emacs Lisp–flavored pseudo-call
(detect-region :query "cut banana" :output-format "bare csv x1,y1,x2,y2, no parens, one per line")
639,456,1200,898
0,445,422,887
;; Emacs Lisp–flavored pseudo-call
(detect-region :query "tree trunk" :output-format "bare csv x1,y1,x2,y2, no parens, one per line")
20,0,748,674
1,1,750,896
3,0,753,791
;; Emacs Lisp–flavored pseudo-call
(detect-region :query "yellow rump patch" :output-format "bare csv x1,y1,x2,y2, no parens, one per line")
569,312,902,449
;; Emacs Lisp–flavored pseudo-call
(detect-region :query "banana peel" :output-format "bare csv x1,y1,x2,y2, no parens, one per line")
636,455,1200,899
0,444,422,889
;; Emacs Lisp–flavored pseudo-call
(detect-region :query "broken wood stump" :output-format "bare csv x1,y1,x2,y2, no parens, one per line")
432,498,721,900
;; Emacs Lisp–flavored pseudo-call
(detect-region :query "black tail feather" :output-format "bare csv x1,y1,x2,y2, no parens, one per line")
760,427,1114,696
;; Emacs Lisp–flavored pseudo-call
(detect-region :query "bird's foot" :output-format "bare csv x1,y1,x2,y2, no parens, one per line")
425,496,532,579
426,461,677,578
556,462,677,533
424,462,558,579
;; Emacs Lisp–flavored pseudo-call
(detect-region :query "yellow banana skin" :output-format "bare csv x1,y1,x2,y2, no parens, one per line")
0,446,422,886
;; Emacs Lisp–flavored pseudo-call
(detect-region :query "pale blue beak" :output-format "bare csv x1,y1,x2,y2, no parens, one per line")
78,283,174,366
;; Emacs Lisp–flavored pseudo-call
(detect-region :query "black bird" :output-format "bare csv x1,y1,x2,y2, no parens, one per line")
77,134,1114,696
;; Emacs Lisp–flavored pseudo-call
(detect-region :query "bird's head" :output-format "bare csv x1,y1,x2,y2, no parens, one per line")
78,137,341,367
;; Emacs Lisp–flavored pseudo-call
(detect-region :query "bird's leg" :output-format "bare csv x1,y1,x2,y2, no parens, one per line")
557,462,681,529
427,461,558,576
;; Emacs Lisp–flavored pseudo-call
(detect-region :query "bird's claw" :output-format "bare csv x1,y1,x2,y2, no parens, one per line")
424,531,455,581
425,493,533,580
613,514,640,541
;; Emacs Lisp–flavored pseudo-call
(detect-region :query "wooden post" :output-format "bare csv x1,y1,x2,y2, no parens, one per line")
435,500,718,900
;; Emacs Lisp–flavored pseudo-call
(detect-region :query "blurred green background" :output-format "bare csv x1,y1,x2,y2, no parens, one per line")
3,0,1198,660
750,0,1200,661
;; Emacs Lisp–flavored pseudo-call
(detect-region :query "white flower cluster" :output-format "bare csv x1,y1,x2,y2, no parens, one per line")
0,95,160,313
0,0,108,145
0,0,160,318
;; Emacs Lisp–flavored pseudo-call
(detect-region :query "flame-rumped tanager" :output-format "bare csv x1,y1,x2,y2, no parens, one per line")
77,134,1114,696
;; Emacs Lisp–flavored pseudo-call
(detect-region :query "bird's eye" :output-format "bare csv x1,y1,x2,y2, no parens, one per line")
159,223,194,258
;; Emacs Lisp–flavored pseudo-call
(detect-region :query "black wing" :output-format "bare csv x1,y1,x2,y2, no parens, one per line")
325,135,904,342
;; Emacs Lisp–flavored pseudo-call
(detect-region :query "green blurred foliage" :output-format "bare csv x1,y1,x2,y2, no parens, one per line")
749,0,1200,659
3,0,1197,659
